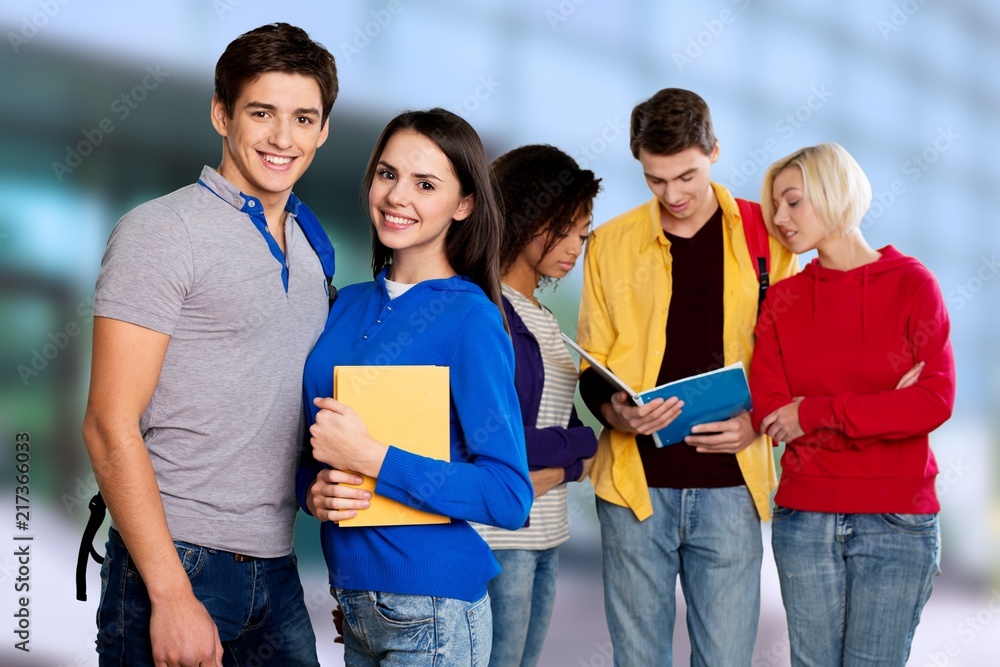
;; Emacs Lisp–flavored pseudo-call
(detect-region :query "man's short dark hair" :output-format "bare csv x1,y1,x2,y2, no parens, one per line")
630,88,717,158
215,22,338,124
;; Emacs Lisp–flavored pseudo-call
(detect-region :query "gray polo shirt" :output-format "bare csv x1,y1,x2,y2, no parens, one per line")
94,166,328,557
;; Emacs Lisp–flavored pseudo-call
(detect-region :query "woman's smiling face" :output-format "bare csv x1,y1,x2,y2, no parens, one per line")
368,129,473,263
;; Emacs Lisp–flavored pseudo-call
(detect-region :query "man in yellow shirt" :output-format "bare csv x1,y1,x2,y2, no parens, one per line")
577,88,797,666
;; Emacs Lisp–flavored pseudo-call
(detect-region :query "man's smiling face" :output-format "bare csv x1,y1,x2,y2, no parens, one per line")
211,71,329,205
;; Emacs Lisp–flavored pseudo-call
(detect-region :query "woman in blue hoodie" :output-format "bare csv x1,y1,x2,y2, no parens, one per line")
297,108,532,666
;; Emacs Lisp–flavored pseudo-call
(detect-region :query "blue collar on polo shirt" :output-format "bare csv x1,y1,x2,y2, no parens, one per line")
197,167,300,293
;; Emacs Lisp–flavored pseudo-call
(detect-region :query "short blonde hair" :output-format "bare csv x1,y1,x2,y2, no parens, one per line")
760,142,872,237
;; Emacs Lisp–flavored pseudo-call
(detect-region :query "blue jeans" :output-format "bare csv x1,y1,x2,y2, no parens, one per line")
771,507,941,667
96,527,319,666
487,547,559,667
335,588,492,666
597,486,762,667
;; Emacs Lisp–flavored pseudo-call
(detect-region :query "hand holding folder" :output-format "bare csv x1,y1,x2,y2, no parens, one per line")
331,365,452,527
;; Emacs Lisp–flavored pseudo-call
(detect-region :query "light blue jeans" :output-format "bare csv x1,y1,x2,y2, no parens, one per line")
335,588,492,667
771,507,941,667
597,486,763,667
487,547,559,667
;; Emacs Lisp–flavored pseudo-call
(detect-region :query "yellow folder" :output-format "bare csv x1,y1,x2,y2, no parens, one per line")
333,365,451,527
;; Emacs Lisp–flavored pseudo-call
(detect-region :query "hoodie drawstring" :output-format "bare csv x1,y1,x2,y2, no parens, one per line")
862,265,870,342
812,274,818,324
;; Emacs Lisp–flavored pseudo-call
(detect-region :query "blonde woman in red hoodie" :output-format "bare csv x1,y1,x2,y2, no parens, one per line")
749,142,956,666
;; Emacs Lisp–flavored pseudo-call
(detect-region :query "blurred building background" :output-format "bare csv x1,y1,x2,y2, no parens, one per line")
0,1,997,665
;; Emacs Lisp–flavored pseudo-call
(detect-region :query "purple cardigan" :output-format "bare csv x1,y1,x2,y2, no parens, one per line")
503,296,597,483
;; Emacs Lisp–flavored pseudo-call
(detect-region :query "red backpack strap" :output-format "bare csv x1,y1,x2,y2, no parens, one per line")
735,198,771,314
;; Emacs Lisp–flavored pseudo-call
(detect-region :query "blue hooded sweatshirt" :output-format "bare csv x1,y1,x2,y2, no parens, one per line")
297,269,532,601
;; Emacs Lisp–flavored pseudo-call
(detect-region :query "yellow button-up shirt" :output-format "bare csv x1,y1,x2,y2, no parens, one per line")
576,182,798,521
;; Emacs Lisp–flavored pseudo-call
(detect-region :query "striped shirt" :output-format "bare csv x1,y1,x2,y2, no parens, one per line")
474,284,578,550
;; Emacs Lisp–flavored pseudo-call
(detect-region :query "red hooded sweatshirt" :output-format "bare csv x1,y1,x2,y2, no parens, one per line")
750,245,956,513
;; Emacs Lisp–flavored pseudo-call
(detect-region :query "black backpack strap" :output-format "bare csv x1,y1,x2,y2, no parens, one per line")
756,257,770,314
736,198,772,318
75,492,107,601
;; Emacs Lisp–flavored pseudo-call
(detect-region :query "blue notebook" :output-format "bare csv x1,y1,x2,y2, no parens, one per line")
561,334,754,447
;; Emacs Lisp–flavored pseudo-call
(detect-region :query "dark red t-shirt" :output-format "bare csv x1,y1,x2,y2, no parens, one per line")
638,207,744,488
579,207,745,488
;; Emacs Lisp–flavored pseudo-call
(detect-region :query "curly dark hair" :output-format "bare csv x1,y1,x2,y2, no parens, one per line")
491,145,602,274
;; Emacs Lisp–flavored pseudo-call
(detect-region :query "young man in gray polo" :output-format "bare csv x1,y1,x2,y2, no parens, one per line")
82,23,355,666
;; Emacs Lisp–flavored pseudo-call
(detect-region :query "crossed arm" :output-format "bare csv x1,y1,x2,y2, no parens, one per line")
750,279,952,444
758,362,926,443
